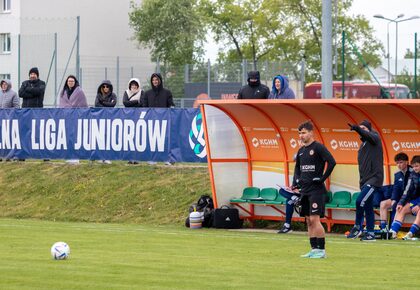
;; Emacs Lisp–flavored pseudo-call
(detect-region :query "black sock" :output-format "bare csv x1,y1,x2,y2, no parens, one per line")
317,238,325,250
310,237,317,249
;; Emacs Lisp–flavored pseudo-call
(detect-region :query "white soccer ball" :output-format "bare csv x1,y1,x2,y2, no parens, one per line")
51,242,70,260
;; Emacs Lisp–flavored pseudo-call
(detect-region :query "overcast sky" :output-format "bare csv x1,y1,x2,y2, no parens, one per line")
204,0,420,61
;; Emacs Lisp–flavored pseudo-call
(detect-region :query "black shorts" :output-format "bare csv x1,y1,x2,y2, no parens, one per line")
300,189,327,218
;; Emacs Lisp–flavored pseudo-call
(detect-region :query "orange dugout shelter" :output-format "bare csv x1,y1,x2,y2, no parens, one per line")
198,99,420,226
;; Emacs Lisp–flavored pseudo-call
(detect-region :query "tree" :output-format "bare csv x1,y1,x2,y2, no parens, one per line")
199,0,383,81
129,0,204,66
403,41,420,58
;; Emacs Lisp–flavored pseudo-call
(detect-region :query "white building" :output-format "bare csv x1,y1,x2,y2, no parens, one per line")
0,0,155,106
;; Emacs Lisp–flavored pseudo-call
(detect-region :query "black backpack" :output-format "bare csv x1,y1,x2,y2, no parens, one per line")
185,195,214,228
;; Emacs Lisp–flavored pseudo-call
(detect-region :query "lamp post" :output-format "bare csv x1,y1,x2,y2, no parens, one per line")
374,14,420,97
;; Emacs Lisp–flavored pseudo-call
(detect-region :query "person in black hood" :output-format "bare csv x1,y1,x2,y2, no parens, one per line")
95,80,117,108
346,119,384,242
141,73,175,108
237,71,270,99
19,67,46,108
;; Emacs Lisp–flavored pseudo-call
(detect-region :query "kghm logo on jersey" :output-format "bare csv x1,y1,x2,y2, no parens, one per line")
189,113,206,158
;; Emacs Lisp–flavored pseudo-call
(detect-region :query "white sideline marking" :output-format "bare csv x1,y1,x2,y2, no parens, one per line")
1,221,420,249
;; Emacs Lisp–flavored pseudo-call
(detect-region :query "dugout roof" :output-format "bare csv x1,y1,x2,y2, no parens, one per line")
199,99,420,207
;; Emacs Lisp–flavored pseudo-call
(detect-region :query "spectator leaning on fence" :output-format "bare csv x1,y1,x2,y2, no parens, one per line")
94,80,116,165
123,78,143,108
0,79,20,108
59,75,88,108
141,73,174,108
389,155,420,240
18,67,46,108
95,80,117,108
59,75,88,165
379,152,413,231
123,78,143,165
237,71,270,99
347,120,384,242
268,75,295,99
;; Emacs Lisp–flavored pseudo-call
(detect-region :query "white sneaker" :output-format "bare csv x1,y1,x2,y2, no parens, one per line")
389,229,397,239
402,232,413,240
300,249,319,258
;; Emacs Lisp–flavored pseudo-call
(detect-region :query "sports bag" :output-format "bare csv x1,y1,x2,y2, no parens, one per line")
213,205,242,229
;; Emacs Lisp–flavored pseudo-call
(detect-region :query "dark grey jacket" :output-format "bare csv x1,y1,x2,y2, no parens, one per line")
19,79,46,108
95,80,117,108
354,126,384,188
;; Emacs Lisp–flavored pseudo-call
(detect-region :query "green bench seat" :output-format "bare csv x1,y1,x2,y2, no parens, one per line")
230,187,260,203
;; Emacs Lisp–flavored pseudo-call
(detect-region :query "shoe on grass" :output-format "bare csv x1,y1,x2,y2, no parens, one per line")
277,225,293,234
360,233,376,242
300,249,319,258
347,226,362,239
402,232,413,240
309,250,326,259
389,229,397,239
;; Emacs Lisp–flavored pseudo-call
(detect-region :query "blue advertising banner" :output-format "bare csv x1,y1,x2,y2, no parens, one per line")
0,108,207,163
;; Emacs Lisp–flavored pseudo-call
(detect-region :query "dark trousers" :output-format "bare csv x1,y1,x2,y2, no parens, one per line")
285,202,293,224
355,184,378,232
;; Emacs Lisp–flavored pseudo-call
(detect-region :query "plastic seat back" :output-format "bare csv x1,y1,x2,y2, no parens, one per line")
332,191,351,206
349,191,361,206
260,188,278,201
242,187,260,200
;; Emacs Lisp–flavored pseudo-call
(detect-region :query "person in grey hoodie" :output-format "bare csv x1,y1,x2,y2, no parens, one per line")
268,75,295,99
0,79,20,108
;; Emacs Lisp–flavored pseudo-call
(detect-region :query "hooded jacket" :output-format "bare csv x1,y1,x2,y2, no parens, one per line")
268,75,295,99
59,76,88,108
95,80,117,108
141,73,175,108
19,77,46,108
123,78,144,107
398,170,420,206
0,79,20,108
237,71,270,99
352,125,384,188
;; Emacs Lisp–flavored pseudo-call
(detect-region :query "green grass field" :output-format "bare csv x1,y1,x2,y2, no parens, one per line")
1,218,419,290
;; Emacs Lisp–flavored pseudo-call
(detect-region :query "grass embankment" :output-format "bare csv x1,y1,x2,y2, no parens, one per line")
0,161,211,224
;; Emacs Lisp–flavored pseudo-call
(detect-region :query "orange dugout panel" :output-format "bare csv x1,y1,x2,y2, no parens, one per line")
199,99,420,212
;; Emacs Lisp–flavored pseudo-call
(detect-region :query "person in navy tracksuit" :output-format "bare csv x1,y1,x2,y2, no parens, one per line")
379,152,412,230
389,155,420,240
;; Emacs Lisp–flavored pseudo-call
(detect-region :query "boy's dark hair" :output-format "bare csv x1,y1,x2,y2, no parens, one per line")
411,155,420,165
298,120,314,131
394,152,409,162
